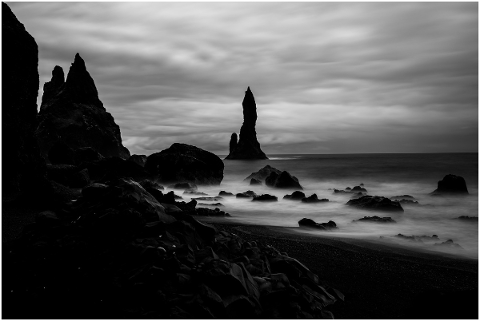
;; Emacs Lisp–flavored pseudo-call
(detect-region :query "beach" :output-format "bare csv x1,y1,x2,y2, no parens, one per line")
206,218,478,319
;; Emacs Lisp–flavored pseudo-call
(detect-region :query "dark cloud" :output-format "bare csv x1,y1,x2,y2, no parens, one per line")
9,2,477,155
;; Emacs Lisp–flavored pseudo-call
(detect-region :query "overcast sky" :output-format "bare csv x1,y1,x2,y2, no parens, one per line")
9,2,478,156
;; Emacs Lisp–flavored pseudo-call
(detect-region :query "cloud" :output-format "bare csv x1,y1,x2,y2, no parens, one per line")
9,2,478,155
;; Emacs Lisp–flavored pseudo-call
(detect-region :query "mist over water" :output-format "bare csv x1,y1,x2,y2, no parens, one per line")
170,153,478,259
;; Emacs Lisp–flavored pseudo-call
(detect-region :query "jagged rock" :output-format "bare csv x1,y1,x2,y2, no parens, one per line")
298,218,337,230
244,165,281,182
431,174,469,195
250,178,262,185
353,216,396,223
252,194,278,202
225,87,268,160
219,191,235,197
265,171,302,190
301,194,329,203
347,195,404,212
3,3,51,201
236,191,258,198
128,154,147,167
283,191,306,200
145,143,224,185
36,53,130,162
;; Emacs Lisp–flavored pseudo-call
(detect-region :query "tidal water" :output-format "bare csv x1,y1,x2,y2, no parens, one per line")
170,153,478,259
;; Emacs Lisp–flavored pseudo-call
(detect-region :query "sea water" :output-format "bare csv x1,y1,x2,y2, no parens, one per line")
168,153,478,259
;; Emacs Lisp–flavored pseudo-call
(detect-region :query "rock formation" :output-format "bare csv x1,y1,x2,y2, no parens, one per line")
298,218,337,230
2,3,50,200
36,53,130,162
145,143,224,185
225,87,268,160
347,196,404,212
265,171,303,190
245,165,281,182
431,174,469,195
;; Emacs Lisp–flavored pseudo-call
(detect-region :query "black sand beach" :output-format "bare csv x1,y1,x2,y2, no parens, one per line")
206,219,478,319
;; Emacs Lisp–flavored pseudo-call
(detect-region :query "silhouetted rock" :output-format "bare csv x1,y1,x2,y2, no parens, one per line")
252,194,278,202
236,190,257,198
334,185,368,194
245,165,281,182
265,171,302,190
283,191,306,200
431,174,469,195
225,87,268,160
128,154,147,167
301,194,329,203
36,53,130,162
434,239,462,248
347,195,404,212
390,195,419,205
394,234,439,242
250,178,262,185
298,218,337,230
354,216,396,223
3,3,51,201
219,191,235,197
145,143,224,185
229,133,238,154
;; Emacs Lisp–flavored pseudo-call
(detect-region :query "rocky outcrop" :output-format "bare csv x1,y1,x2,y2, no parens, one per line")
219,191,235,197
298,218,337,230
36,53,130,162
2,3,50,200
301,194,329,203
283,191,306,200
225,87,268,160
252,194,278,202
347,196,404,212
265,171,302,190
145,143,224,185
245,165,281,182
431,174,469,195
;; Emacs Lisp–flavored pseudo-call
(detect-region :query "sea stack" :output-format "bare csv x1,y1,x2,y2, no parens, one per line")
225,87,268,159
36,53,131,162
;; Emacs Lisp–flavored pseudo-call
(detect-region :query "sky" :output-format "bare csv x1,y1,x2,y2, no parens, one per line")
8,2,478,156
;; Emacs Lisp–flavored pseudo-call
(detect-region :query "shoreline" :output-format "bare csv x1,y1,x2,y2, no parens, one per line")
202,217,478,319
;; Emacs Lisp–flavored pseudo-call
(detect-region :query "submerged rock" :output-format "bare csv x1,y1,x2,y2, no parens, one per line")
301,194,329,203
36,53,130,161
283,191,306,200
225,87,268,160
145,143,224,185
431,174,469,195
252,194,278,202
298,218,337,230
353,216,396,223
265,171,302,190
347,195,404,212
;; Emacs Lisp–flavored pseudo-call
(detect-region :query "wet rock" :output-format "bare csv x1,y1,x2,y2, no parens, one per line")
353,216,396,223
36,54,130,161
298,218,337,230
283,191,306,200
244,165,281,182
250,178,262,185
128,154,147,167
252,194,278,202
236,191,258,198
265,171,302,190
145,143,224,185
301,194,329,203
219,191,235,197
225,87,268,160
431,174,469,195
347,195,404,212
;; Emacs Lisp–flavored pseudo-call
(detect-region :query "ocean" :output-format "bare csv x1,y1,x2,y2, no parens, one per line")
172,153,478,259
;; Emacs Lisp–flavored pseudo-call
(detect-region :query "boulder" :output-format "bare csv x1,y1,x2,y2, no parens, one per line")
244,165,281,182
298,218,337,230
145,143,224,185
265,171,302,190
431,174,469,195
219,191,235,197
353,216,396,223
36,53,130,161
252,194,278,202
301,194,329,203
2,3,50,201
283,191,306,200
347,195,404,212
250,178,262,185
128,154,147,167
225,87,268,160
